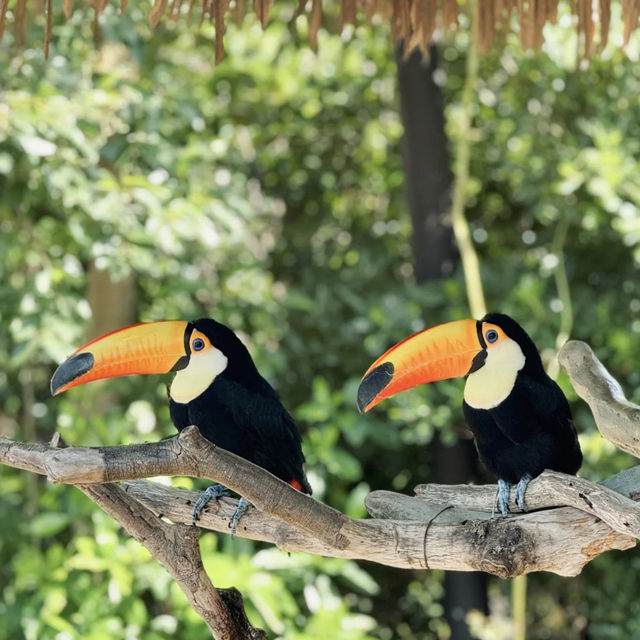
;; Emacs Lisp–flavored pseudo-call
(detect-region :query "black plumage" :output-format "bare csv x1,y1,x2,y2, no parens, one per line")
169,319,311,495
463,313,582,485
463,373,582,483
357,311,583,515
50,316,311,531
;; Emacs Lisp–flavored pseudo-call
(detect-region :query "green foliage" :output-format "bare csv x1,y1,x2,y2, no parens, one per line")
1,3,640,639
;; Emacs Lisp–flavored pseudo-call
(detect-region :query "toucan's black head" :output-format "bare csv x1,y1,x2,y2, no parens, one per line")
480,313,544,376
189,318,259,380
357,312,547,412
50,318,259,402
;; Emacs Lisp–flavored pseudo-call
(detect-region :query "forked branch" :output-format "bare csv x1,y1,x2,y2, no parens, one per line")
558,340,640,457
1,339,639,590
0,424,638,578
44,434,266,640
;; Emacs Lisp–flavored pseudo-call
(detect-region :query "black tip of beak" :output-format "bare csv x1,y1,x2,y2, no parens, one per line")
50,352,95,395
357,362,394,413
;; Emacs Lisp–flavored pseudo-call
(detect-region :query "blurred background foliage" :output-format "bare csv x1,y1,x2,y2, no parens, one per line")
1,2,640,639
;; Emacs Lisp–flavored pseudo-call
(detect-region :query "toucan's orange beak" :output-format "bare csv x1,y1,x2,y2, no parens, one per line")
50,321,191,395
357,319,483,412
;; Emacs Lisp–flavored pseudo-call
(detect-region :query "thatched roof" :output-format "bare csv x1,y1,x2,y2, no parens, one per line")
1,0,639,62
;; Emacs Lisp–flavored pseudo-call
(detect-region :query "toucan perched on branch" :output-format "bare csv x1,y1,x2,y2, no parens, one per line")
50,319,312,532
357,313,582,515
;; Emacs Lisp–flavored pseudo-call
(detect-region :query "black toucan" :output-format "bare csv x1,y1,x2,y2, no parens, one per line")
357,313,582,515
50,319,312,531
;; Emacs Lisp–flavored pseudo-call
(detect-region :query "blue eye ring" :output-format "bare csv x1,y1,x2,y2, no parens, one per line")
485,329,499,344
192,338,206,351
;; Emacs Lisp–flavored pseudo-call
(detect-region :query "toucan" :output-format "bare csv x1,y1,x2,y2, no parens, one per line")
50,319,312,532
357,313,582,515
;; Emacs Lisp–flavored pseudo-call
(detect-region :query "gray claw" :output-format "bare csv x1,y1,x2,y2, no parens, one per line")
192,484,228,524
515,473,532,512
495,479,511,517
229,497,250,536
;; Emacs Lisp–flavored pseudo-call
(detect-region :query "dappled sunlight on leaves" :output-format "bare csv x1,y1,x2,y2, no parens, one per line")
2,2,640,638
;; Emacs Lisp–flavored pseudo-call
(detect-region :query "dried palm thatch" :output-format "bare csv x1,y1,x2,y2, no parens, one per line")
1,0,639,63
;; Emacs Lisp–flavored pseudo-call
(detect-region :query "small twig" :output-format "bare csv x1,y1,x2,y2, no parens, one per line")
546,213,573,379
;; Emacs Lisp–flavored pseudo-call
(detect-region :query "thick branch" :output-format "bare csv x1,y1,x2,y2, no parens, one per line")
412,467,640,509
38,435,265,640
123,481,341,555
38,427,350,549
120,477,636,578
80,483,265,640
3,431,637,578
410,468,640,538
3,342,640,579
14,425,640,539
559,340,640,457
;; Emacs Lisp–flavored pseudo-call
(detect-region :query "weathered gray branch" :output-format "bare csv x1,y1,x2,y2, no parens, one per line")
39,426,350,550
46,434,265,640
409,468,640,537
1,338,640,587
119,473,637,578
1,425,638,578
81,483,264,640
411,466,640,511
558,340,640,457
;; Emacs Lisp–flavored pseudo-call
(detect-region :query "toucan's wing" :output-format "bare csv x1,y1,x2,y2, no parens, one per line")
487,374,572,445
216,377,312,494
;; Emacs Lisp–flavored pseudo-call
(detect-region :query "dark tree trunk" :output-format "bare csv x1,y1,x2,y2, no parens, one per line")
396,43,488,640
396,45,456,281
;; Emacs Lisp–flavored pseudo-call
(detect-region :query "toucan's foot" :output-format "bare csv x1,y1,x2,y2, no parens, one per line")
192,484,229,524
495,479,511,517
229,497,251,536
515,473,532,512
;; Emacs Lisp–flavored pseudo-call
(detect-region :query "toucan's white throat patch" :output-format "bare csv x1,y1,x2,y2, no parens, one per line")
169,348,228,404
463,338,525,410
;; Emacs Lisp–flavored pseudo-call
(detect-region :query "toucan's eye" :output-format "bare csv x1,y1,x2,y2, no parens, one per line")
486,329,499,344
192,338,205,351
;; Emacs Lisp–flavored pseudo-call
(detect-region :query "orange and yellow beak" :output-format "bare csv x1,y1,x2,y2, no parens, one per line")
50,321,191,395
357,319,484,412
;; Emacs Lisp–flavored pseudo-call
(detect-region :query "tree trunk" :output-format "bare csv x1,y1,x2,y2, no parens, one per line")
396,43,488,639
86,261,137,340
396,45,456,281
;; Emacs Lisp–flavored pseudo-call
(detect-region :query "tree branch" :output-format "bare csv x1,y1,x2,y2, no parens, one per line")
81,483,265,640
410,468,640,537
1,425,638,578
118,472,637,579
558,340,640,458
1,338,640,596
43,435,266,640
34,427,350,549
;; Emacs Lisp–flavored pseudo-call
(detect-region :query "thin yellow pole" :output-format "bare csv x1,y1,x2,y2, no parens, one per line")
546,213,573,379
449,0,486,319
512,573,527,640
